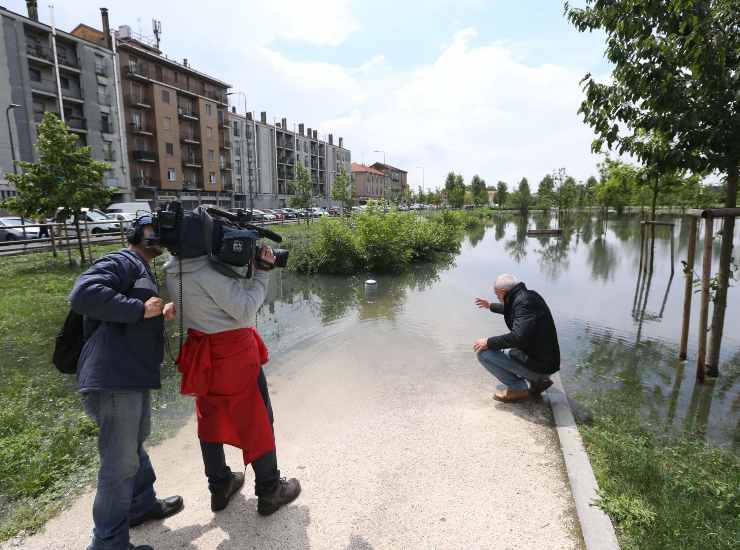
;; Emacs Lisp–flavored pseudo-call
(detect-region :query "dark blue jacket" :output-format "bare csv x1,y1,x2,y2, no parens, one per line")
69,249,164,391
487,283,560,375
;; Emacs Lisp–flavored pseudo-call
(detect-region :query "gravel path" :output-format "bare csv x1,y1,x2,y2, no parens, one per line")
5,323,582,550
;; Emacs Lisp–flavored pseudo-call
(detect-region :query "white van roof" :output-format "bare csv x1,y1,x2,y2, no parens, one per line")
106,202,152,214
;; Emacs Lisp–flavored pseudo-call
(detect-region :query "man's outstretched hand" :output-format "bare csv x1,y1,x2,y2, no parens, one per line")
473,338,488,353
475,297,491,310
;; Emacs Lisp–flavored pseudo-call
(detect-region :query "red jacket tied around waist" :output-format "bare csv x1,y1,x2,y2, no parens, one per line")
176,327,275,464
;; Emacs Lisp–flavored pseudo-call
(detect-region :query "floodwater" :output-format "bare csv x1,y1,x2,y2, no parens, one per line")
253,212,740,450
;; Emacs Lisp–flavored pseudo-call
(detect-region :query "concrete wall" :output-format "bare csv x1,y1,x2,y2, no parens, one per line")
0,9,127,202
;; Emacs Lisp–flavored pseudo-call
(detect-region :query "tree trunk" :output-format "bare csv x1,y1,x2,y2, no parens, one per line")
74,216,87,265
707,162,738,375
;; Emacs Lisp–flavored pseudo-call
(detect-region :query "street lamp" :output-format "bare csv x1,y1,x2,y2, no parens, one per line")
227,91,253,211
5,103,22,174
373,149,386,165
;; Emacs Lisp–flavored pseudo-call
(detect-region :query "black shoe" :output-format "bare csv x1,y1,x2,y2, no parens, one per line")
529,378,553,396
129,545,154,550
129,495,184,527
257,478,301,516
211,471,245,512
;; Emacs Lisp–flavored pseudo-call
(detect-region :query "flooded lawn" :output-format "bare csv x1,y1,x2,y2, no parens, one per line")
255,212,740,449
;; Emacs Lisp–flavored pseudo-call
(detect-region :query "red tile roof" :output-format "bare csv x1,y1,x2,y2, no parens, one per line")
352,163,386,176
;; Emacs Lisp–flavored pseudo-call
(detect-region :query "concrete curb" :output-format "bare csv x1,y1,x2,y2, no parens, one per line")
546,373,621,550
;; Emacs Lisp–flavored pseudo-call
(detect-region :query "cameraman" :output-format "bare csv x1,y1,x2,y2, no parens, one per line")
165,245,301,516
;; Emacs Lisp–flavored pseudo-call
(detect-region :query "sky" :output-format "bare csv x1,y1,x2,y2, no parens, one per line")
7,0,612,192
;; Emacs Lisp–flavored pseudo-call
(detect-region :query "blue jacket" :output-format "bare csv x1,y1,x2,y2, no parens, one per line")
69,249,164,391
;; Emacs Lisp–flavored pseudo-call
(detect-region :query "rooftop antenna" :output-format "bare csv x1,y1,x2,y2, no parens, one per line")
152,19,162,50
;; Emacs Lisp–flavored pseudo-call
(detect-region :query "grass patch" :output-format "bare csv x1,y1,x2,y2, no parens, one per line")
276,209,491,275
0,246,191,542
579,392,740,550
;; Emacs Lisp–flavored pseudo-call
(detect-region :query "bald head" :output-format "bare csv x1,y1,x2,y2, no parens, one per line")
495,273,519,291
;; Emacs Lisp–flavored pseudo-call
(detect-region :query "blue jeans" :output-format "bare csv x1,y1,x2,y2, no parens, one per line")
83,390,157,550
477,349,550,391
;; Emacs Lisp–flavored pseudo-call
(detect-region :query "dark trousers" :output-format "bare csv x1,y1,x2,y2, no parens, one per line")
200,368,280,496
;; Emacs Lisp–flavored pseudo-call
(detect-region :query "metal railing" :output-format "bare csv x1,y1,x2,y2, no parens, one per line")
133,150,157,162
67,117,87,130
26,43,52,61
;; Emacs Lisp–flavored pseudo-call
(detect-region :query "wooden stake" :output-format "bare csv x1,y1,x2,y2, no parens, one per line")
697,216,713,382
679,217,697,359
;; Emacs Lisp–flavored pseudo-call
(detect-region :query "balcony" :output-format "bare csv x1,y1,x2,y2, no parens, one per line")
58,55,80,70
220,160,232,171
130,122,153,135
67,117,87,132
97,92,112,106
126,64,150,80
95,62,108,76
133,150,157,163
218,112,228,128
180,132,201,144
133,175,159,188
104,150,117,162
30,79,58,96
26,43,53,63
182,179,203,190
62,88,84,103
178,107,199,120
219,135,231,149
101,121,114,134
125,94,151,109
182,153,203,168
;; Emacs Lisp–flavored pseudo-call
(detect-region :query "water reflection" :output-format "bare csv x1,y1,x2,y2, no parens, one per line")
252,213,739,448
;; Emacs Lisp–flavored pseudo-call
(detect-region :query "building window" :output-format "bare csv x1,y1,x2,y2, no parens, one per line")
161,90,170,104
168,168,176,182
208,149,215,162
233,121,239,137
205,103,212,116
101,112,111,133
60,76,69,89
209,172,216,184
235,159,241,175
207,126,213,138
163,116,171,130
29,68,41,82
166,142,174,155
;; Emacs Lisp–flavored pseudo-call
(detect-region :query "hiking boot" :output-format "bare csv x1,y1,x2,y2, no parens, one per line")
211,471,245,512
529,378,553,397
129,495,184,527
257,478,301,516
493,387,530,403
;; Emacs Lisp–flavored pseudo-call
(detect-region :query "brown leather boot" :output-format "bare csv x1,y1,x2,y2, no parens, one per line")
494,387,530,402
257,478,301,516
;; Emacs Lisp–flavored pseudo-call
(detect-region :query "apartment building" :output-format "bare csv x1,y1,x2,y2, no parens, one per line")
370,162,408,200
0,3,127,203
228,109,351,209
351,163,387,201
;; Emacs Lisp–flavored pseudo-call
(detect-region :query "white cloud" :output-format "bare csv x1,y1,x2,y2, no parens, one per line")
254,0,359,47
265,28,604,190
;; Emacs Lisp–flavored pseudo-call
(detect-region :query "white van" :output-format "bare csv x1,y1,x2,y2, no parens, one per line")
105,201,152,216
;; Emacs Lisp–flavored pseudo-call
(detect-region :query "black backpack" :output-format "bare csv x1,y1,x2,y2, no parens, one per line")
52,252,140,374
52,309,87,374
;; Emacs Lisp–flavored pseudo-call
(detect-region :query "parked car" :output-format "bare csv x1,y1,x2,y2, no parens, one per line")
276,208,297,220
253,209,277,221
311,207,330,217
263,209,284,221
328,207,341,216
105,201,152,216
0,217,41,241
57,208,120,234
107,212,137,230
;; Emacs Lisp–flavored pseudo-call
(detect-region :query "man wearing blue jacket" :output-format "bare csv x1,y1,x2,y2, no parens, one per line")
70,216,183,550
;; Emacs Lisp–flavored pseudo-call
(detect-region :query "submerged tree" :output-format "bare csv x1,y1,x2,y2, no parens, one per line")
567,0,740,372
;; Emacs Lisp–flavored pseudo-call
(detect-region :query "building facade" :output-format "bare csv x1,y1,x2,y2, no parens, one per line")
0,4,127,205
370,162,408,200
351,162,387,201
228,109,351,209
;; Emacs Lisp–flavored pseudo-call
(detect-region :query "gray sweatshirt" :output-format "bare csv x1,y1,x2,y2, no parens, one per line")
164,255,270,334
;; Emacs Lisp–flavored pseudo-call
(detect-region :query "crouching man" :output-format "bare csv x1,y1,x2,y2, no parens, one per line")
474,274,560,402
165,246,300,517
70,216,183,550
